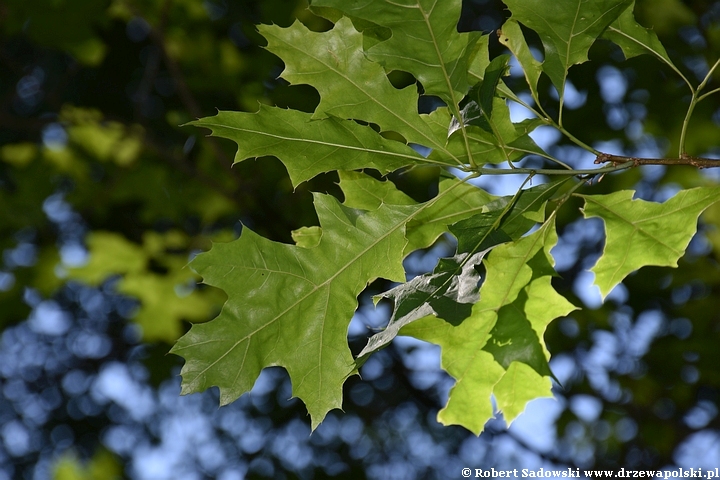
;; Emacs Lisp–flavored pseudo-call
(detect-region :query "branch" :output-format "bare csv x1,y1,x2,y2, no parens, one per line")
475,161,635,176
595,152,720,169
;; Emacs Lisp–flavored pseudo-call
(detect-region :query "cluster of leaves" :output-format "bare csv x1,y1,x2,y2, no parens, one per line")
171,0,720,433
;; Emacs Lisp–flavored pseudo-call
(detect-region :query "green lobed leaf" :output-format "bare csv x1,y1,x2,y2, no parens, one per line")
361,207,512,358
482,295,552,402
309,0,479,107
401,314,504,432
524,276,578,359
450,178,571,249
307,5,392,50
428,103,547,168
467,34,491,86
580,187,720,299
467,34,522,104
118,269,218,343
401,217,574,433
66,231,146,284
67,231,219,342
189,106,427,186
503,0,631,99
426,107,511,166
601,1,676,66
477,55,511,121
259,18,462,166
359,250,492,358
338,170,417,210
171,194,419,429
360,180,568,358
406,176,497,251
493,362,552,424
464,216,558,327
338,170,497,252
482,271,555,378
463,56,549,164
498,19,543,103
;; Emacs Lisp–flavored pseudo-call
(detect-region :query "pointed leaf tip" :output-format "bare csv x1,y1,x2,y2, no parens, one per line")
173,194,419,426
581,187,720,299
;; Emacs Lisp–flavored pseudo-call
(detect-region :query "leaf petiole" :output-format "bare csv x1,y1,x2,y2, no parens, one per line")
678,57,720,156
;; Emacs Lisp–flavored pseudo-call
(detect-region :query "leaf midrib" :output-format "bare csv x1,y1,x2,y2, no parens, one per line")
415,0,476,168
272,26,464,166
185,180,475,382
584,195,698,255
202,121,439,164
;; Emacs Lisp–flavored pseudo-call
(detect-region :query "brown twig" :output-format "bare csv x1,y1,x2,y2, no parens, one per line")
595,152,720,169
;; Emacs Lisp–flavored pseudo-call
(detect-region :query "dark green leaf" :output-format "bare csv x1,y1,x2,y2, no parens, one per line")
171,194,418,428
190,106,426,186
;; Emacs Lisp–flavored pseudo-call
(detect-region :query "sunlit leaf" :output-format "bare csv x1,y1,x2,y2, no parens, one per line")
503,0,630,98
338,170,417,210
338,170,496,252
67,232,218,342
402,218,569,433
291,226,323,248
498,19,543,102
310,0,479,106
360,180,567,357
493,362,552,424
66,231,146,284
602,1,676,66
580,187,720,299
171,194,418,428
260,18,462,165
426,107,511,166
190,106,426,186
359,250,489,358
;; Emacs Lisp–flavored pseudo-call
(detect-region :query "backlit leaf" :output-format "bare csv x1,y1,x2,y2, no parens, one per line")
493,362,552,424
360,181,567,357
580,187,720,299
503,0,630,99
401,218,572,433
338,170,417,210
291,226,322,249
359,250,490,358
602,1,676,66
498,19,543,102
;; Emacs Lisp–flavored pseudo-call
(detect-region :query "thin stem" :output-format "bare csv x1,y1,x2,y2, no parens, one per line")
557,175,592,204
477,161,635,176
506,97,600,155
678,58,720,156
555,126,600,154
698,58,720,92
667,63,695,95
459,122,478,170
678,95,698,157
697,86,720,102
605,23,695,93
509,146,574,170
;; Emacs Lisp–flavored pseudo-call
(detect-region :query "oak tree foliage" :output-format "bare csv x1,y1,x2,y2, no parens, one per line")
168,0,720,433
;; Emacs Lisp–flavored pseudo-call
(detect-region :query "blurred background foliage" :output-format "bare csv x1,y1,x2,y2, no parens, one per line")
1,0,720,478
